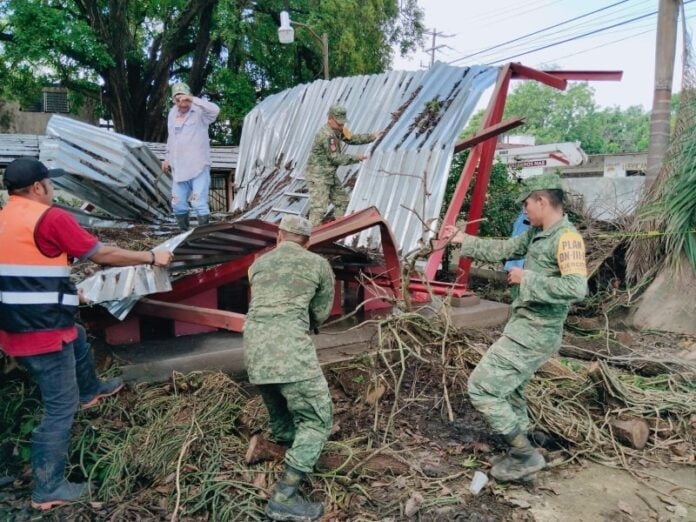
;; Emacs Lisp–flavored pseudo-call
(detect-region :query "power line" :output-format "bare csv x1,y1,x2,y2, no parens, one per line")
472,0,655,60
539,11,696,64
451,0,658,65
486,5,683,64
488,7,659,64
450,0,629,65
461,0,560,26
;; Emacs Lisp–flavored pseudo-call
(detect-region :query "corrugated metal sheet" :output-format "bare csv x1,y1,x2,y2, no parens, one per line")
77,231,193,309
0,134,40,167
233,62,498,253
0,133,238,172
145,142,239,173
79,265,172,304
40,116,172,222
81,220,372,319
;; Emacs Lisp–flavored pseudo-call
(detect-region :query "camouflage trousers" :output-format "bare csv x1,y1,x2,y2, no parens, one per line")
257,375,333,473
306,170,349,226
467,335,558,435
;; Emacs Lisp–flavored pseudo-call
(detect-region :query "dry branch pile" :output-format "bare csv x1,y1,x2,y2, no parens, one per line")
1,307,694,520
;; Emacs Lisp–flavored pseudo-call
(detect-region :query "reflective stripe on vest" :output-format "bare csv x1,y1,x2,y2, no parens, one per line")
0,265,72,277
0,292,79,306
0,196,78,333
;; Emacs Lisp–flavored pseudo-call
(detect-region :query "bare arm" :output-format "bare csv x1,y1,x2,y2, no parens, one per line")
89,246,173,267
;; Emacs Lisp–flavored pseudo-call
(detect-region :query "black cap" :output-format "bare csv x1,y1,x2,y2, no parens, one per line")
3,157,66,190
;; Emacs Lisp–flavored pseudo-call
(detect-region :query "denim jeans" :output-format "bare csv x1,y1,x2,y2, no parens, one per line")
16,325,100,440
172,167,211,216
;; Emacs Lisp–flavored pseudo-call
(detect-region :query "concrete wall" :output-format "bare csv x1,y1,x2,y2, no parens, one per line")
562,176,646,221
0,99,97,134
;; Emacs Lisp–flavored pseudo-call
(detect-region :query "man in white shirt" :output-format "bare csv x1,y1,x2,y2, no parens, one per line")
161,82,220,230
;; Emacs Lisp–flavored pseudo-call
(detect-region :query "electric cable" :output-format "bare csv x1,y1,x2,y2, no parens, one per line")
449,0,629,64
486,4,695,64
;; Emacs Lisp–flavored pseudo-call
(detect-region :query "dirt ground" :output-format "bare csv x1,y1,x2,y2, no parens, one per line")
1,317,694,521
509,462,695,522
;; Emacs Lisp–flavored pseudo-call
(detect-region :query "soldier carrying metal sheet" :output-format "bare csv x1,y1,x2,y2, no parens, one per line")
304,105,384,225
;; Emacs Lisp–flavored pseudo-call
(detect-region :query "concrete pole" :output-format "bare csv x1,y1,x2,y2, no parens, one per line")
646,0,679,188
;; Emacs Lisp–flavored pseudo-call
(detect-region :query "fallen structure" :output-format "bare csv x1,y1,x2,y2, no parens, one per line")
233,62,498,253
41,116,172,222
74,65,622,349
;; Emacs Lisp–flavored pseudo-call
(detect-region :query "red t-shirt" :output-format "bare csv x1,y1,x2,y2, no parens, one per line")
0,207,100,357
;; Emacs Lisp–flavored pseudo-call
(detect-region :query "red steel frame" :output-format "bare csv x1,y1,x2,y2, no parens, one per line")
101,65,622,344
106,207,403,343
424,64,622,284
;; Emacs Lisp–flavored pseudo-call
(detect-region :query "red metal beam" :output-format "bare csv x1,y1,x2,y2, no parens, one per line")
427,63,623,286
140,207,403,332
453,117,526,154
309,207,402,298
136,298,246,332
154,249,268,303
424,64,514,282
509,63,567,90
535,70,623,82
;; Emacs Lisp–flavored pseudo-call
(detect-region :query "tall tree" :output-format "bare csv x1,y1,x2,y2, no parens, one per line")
0,0,424,141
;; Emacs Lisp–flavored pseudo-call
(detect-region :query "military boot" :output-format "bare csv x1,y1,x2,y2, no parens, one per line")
197,214,210,226
528,430,562,450
490,430,545,482
175,213,190,231
266,465,324,521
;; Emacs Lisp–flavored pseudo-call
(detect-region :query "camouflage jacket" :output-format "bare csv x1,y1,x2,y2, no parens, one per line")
244,240,335,384
460,216,588,350
305,124,375,180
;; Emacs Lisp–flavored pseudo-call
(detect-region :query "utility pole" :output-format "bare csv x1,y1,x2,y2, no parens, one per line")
423,28,455,67
646,0,680,188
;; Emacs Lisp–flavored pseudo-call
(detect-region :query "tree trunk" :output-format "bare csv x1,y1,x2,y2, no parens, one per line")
646,0,679,188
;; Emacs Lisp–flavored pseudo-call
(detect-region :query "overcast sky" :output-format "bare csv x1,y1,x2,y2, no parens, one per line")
391,0,695,109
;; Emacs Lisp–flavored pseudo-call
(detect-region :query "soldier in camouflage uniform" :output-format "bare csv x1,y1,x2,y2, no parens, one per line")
444,173,587,481
243,215,335,521
305,105,383,226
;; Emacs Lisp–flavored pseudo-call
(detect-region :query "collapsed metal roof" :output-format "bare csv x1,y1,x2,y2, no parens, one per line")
232,62,498,253
40,115,172,222
79,219,372,319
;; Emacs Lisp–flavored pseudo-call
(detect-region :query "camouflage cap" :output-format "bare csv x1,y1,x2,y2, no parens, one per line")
328,105,347,124
516,173,564,204
171,82,191,98
279,215,312,237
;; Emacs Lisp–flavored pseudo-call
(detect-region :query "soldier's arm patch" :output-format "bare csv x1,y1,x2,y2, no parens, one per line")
556,230,587,276
328,137,337,152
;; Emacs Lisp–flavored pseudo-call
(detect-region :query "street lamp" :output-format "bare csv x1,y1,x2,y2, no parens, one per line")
278,10,329,80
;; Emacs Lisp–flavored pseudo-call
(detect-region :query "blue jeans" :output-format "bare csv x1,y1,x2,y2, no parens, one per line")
16,325,100,440
172,167,211,216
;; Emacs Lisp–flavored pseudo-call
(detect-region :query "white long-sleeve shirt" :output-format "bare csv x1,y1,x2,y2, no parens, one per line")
165,97,220,182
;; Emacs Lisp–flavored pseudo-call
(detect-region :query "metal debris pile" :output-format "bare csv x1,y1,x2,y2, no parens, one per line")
233,63,499,253
42,116,172,223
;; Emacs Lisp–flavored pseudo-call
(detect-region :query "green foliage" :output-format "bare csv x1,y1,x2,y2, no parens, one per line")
0,0,425,141
443,151,522,239
464,82,650,154
439,151,521,274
